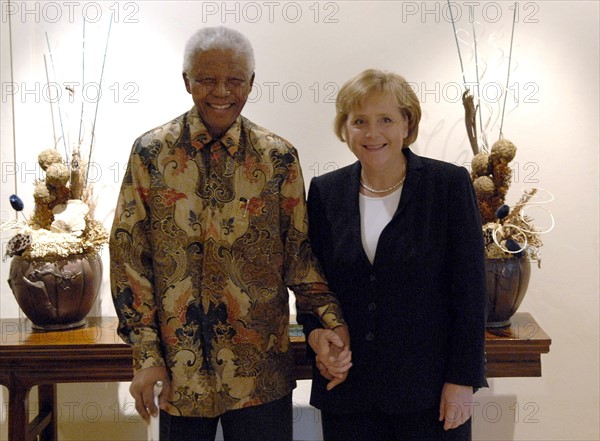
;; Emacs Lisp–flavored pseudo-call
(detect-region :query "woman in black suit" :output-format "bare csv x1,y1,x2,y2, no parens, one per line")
299,69,488,440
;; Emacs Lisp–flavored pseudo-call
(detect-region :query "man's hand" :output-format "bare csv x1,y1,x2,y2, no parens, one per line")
439,383,474,430
129,366,171,423
308,326,352,390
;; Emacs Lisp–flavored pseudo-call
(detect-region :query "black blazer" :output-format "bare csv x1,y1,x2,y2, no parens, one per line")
301,148,488,415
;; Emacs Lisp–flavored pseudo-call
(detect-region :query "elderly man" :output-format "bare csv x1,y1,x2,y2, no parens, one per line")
110,27,350,441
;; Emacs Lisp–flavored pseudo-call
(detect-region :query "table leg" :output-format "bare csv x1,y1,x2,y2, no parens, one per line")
39,384,58,441
8,376,30,441
8,379,57,441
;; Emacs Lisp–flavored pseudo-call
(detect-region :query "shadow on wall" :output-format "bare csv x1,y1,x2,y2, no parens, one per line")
472,394,520,441
56,383,145,441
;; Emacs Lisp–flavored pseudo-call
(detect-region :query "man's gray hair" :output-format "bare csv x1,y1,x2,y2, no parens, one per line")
182,27,255,75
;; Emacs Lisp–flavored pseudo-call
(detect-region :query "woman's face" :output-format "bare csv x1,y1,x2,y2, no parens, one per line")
345,92,409,171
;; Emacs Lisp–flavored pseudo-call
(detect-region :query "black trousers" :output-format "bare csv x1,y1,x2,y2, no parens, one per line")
159,394,293,441
321,406,472,441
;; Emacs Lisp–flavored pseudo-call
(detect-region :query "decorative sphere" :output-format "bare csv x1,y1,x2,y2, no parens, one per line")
9,194,24,211
495,204,510,219
490,139,517,162
33,182,55,204
505,239,525,258
45,163,70,187
473,176,495,198
506,239,524,252
471,153,491,176
38,149,63,170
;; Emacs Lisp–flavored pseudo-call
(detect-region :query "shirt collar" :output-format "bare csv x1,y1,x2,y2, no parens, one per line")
188,106,241,157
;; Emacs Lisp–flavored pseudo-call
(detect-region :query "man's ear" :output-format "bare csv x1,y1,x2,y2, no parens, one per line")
183,72,192,94
248,72,255,89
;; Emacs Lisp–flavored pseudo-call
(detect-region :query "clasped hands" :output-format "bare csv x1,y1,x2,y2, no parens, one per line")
308,326,352,390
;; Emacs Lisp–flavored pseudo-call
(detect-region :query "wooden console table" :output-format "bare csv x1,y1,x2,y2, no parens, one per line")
0,312,550,441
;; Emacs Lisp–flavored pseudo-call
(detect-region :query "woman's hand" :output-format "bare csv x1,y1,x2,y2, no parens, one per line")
439,382,474,430
308,326,352,390
129,366,171,423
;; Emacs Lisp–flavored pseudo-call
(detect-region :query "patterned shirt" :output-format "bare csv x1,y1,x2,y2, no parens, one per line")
110,107,344,417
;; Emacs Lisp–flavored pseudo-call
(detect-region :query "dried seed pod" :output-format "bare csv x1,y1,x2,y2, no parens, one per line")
38,149,63,170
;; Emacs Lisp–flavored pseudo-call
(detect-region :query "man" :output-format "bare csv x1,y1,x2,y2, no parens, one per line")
110,26,350,441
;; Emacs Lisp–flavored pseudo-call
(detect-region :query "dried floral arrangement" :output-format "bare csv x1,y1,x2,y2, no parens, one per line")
470,139,546,263
4,150,108,260
2,22,111,261
448,1,553,265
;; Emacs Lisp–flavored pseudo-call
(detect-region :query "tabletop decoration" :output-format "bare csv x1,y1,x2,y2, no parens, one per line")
2,19,112,330
448,1,554,327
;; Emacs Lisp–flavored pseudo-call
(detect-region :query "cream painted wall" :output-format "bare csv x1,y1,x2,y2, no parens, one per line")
1,1,598,440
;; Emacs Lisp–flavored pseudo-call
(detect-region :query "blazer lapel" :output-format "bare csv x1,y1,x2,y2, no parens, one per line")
394,148,424,219
347,162,374,268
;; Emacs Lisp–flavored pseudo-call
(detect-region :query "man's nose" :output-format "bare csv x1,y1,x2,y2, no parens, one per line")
213,81,231,97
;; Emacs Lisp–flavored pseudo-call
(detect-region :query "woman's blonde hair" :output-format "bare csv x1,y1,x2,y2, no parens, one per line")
334,69,421,147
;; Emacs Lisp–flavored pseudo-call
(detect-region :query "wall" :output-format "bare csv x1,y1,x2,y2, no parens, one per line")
1,1,598,440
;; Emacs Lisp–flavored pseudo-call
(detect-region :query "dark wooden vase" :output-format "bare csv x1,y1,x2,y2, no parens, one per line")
8,253,102,330
485,257,531,328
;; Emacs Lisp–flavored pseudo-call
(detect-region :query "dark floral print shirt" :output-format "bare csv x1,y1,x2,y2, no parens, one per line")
110,107,344,417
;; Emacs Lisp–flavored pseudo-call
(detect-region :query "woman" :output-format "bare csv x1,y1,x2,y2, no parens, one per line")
299,69,488,440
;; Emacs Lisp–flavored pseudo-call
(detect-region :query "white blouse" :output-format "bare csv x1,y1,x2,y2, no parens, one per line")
359,187,402,264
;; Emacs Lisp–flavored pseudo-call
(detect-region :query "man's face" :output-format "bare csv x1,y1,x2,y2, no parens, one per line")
183,48,254,138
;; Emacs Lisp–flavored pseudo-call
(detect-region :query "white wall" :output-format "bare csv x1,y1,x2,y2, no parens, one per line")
1,1,598,440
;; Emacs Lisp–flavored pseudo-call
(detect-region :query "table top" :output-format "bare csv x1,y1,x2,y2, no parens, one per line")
0,312,551,380
485,312,551,350
0,316,305,355
1,316,125,346
0,316,133,385
0,312,550,349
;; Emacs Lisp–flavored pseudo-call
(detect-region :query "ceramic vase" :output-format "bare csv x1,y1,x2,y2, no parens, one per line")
8,253,102,330
485,256,531,328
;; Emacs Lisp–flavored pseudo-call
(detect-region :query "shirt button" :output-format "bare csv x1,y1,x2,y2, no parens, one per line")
368,302,377,312
365,332,375,341
369,274,376,282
